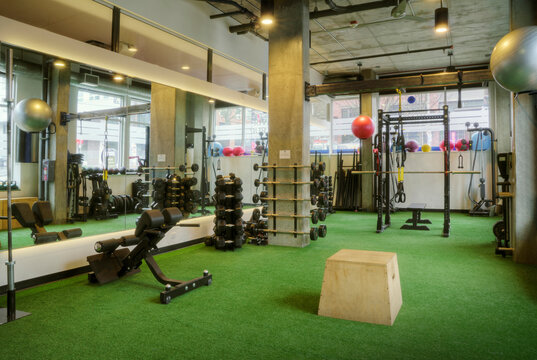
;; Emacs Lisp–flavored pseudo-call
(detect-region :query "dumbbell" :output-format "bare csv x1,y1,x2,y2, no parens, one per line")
253,163,325,172
264,211,319,224
252,193,317,206
310,162,326,172
251,208,261,222
254,178,320,187
318,208,327,221
318,224,327,238
215,191,243,203
216,173,236,180
178,163,199,172
259,227,319,241
183,177,198,187
215,177,242,187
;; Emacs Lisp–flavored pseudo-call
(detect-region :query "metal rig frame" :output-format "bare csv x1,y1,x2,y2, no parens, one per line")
375,105,451,237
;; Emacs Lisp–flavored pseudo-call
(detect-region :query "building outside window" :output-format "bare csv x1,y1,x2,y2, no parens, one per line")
244,108,268,154
75,89,123,168
332,97,361,153
379,88,489,149
128,98,150,168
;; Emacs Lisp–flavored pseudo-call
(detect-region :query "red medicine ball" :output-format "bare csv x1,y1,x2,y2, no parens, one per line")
351,115,375,140
222,146,234,156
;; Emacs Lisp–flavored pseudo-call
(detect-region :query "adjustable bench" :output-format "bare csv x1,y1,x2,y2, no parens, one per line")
400,203,431,231
11,201,82,244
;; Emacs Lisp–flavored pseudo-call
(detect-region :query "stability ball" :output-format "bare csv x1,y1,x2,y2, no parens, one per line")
209,142,223,156
471,132,491,151
439,140,454,152
13,98,53,132
405,140,419,152
455,139,470,151
232,146,245,156
421,144,431,152
351,115,375,140
222,146,233,157
490,26,537,93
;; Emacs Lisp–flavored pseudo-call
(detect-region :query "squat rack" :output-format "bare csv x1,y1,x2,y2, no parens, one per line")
376,105,451,237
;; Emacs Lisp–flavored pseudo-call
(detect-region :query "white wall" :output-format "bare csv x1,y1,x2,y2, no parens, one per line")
108,0,268,73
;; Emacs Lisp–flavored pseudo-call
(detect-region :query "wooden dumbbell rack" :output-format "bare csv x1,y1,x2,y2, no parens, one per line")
211,174,244,250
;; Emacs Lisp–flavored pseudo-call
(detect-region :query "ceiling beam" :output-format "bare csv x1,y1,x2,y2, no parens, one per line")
306,69,493,97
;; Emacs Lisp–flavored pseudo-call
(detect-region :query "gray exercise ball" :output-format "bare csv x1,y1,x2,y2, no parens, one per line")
13,98,53,132
490,26,537,93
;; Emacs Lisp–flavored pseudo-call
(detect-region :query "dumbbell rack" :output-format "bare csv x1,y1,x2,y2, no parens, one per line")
143,166,200,218
208,174,244,250
253,163,327,241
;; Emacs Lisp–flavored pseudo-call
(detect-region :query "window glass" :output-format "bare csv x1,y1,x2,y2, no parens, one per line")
214,106,243,148
76,89,123,168
379,88,489,149
310,96,331,153
244,108,268,154
128,98,150,169
332,97,360,152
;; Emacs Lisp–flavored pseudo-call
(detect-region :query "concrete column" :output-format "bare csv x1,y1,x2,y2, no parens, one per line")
511,0,537,264
174,89,188,167
149,83,176,167
267,0,311,247
48,65,71,223
488,82,512,154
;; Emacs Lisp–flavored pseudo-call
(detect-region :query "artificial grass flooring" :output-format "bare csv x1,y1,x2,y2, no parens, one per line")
1,211,537,359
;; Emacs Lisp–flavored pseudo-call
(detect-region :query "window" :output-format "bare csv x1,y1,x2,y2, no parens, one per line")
244,108,268,154
214,106,244,149
332,97,360,152
0,75,7,181
310,96,331,153
128,98,150,168
76,89,123,168
379,88,489,150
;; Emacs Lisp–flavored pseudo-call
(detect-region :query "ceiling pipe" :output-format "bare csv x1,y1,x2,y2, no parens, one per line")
210,10,243,19
310,45,454,66
310,0,398,19
201,0,256,19
223,0,398,34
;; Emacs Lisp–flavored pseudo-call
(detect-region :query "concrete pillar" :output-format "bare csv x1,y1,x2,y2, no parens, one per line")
359,69,378,211
174,89,187,167
267,0,311,247
488,82,512,154
511,0,537,264
149,83,176,167
48,65,71,223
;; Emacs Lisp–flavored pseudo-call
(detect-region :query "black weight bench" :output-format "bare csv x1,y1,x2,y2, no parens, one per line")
400,203,431,231
11,201,82,244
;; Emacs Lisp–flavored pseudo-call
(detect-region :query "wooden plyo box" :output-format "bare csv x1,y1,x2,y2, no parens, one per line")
318,249,402,326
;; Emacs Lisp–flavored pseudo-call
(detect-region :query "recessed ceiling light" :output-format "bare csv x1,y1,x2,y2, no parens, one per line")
113,74,124,81
53,59,66,68
208,98,215,103
181,65,190,70
127,45,138,53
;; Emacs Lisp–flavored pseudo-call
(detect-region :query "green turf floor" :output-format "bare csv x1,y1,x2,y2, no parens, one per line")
1,211,537,359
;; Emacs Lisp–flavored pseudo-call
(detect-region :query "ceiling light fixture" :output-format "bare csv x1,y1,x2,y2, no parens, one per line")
113,74,124,81
181,65,190,70
259,0,274,26
53,59,66,68
435,0,449,33
127,44,138,53
208,98,215,104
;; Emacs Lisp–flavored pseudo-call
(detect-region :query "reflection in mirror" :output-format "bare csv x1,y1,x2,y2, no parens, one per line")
68,69,150,233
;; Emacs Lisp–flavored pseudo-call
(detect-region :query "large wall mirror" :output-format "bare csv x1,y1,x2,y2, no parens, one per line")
0,41,268,252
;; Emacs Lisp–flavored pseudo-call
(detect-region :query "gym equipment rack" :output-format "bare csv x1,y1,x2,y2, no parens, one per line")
376,106,452,237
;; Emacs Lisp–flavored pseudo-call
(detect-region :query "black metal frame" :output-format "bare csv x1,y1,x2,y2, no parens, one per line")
376,105,451,237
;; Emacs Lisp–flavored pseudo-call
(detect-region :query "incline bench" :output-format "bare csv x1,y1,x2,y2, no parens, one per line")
11,201,82,244
400,203,431,231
